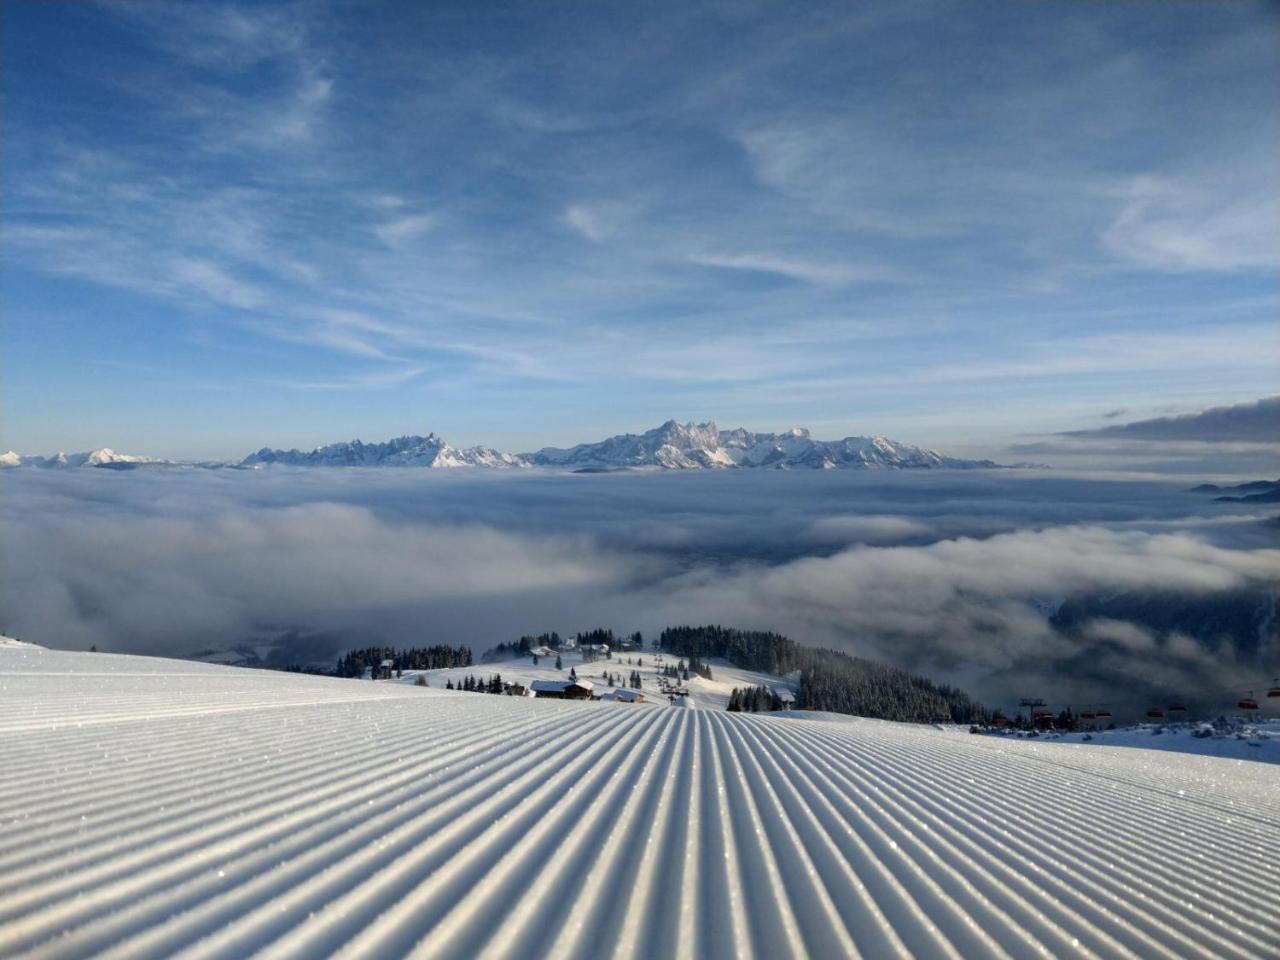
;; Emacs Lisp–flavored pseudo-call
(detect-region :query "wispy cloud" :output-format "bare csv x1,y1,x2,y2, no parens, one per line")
4,0,1278,454
1102,162,1280,273
105,0,333,147
170,257,267,310
563,205,613,242
374,214,435,247
688,252,903,287
270,366,430,391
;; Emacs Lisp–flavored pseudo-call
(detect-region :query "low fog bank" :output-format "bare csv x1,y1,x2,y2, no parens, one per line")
2,467,1276,712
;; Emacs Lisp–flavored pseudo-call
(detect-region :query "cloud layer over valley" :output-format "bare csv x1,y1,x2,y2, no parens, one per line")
3,468,1276,713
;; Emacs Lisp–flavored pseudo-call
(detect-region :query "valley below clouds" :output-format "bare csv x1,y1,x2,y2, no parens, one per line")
4,467,1277,712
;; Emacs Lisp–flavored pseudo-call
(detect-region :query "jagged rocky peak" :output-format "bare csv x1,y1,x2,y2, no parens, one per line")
240,432,523,469
8,421,1007,472
524,420,999,471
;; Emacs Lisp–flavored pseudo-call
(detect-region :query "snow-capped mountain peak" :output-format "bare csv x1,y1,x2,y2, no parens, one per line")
6,421,1006,472
83,447,153,466
524,420,998,471
240,434,524,469
529,420,738,470
0,448,162,469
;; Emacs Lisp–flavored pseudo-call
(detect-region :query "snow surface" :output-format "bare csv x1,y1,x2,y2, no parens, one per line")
2,645,1278,959
980,721,1280,764
409,653,790,712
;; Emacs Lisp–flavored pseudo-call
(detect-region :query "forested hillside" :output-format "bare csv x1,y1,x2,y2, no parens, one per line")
334,645,472,678
660,625,990,723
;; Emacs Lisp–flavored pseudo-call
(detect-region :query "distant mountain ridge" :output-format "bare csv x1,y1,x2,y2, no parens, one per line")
0,448,165,470
525,420,1000,470
1188,477,1280,504
243,420,1005,471
240,433,522,469
3,420,1008,472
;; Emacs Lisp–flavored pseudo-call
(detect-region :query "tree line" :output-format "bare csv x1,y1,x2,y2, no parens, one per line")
446,673,525,695
482,633,561,660
727,685,789,712
334,645,472,678
483,628,645,662
330,625,989,725
659,625,990,724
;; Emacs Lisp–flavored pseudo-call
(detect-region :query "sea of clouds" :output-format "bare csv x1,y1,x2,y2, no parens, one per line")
2,467,1276,712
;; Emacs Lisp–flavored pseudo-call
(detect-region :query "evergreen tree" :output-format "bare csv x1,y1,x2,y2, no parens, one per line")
556,654,563,670
664,625,990,724
334,644,472,678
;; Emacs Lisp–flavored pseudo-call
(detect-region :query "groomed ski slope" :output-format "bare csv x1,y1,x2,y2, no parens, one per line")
1,645,1278,960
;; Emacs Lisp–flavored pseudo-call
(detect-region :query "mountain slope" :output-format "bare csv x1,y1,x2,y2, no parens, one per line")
240,433,523,469
1,645,1277,959
1190,478,1280,503
528,420,999,470
0,448,164,469
4,421,1004,471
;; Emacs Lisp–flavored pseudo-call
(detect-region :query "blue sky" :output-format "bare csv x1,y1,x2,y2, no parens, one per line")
2,0,1277,460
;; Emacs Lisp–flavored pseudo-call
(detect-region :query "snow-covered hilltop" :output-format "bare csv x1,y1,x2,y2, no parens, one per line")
2,421,1006,471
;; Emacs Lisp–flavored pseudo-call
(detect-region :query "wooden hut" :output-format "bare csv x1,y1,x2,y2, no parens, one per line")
529,679,596,700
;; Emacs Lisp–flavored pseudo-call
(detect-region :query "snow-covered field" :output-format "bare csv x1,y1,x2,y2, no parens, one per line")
405,652,790,712
981,720,1280,764
419,654,1280,762
2,644,1279,959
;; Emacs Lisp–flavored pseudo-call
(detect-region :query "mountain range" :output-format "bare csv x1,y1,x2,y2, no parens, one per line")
0,448,161,470
3,420,1007,472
